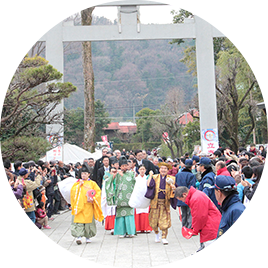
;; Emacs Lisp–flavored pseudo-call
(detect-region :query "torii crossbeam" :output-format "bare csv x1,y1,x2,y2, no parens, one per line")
40,0,225,158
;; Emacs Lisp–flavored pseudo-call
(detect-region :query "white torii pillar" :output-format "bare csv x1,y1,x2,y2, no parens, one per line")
40,0,224,155
195,16,219,153
42,21,64,161
45,22,64,136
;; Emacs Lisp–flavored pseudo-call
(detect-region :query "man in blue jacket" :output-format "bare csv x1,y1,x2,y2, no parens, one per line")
212,175,245,237
175,159,196,228
198,157,220,210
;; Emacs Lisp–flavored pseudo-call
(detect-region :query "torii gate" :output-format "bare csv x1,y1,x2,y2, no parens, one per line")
40,0,225,159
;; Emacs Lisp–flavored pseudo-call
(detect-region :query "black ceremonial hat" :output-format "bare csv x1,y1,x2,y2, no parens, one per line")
119,156,128,166
81,163,91,173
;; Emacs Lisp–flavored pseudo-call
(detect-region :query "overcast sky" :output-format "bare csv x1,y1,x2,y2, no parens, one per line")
93,4,175,24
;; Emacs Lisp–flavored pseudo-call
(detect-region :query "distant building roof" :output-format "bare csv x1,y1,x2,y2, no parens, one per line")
179,110,199,125
104,122,120,130
103,122,137,134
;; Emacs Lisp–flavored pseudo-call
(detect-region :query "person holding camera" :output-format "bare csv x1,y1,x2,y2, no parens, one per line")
17,167,42,223
7,170,23,202
212,175,245,237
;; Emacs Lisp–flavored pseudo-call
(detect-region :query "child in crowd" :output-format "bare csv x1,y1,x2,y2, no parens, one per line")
35,202,51,229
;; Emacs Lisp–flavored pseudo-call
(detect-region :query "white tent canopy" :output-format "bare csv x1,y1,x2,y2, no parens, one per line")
41,143,102,163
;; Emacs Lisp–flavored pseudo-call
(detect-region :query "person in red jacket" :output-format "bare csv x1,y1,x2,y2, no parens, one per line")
216,161,231,176
174,186,221,252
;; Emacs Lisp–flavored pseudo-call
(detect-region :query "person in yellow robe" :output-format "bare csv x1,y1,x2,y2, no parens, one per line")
70,164,103,245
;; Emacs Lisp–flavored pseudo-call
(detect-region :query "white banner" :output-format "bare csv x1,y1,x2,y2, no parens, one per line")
46,145,63,161
201,129,219,154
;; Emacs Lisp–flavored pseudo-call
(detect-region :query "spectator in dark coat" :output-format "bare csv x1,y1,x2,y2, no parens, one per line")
175,159,196,228
93,148,109,182
44,167,56,219
96,155,110,189
135,150,159,175
198,157,220,210
242,164,263,202
212,175,245,237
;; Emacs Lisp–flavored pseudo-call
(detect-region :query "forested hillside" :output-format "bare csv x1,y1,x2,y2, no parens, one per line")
63,16,197,119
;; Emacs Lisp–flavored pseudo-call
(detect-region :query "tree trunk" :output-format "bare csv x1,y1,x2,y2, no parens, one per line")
81,7,95,152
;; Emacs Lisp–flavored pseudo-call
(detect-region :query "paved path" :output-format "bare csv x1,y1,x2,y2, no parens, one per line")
42,208,199,267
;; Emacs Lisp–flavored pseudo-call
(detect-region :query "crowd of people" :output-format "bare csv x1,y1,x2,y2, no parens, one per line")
4,143,266,252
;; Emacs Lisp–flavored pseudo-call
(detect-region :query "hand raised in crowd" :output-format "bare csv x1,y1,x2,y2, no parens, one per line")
241,179,251,187
118,169,124,177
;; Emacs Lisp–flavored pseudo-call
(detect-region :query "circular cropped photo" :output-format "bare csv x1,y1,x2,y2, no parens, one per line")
1,1,267,267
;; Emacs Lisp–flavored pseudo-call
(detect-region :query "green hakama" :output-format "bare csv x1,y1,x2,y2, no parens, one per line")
105,171,136,235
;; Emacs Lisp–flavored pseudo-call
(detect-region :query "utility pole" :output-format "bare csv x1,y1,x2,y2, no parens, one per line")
133,102,136,124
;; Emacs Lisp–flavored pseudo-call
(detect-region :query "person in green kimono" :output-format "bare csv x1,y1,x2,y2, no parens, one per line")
105,156,136,238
